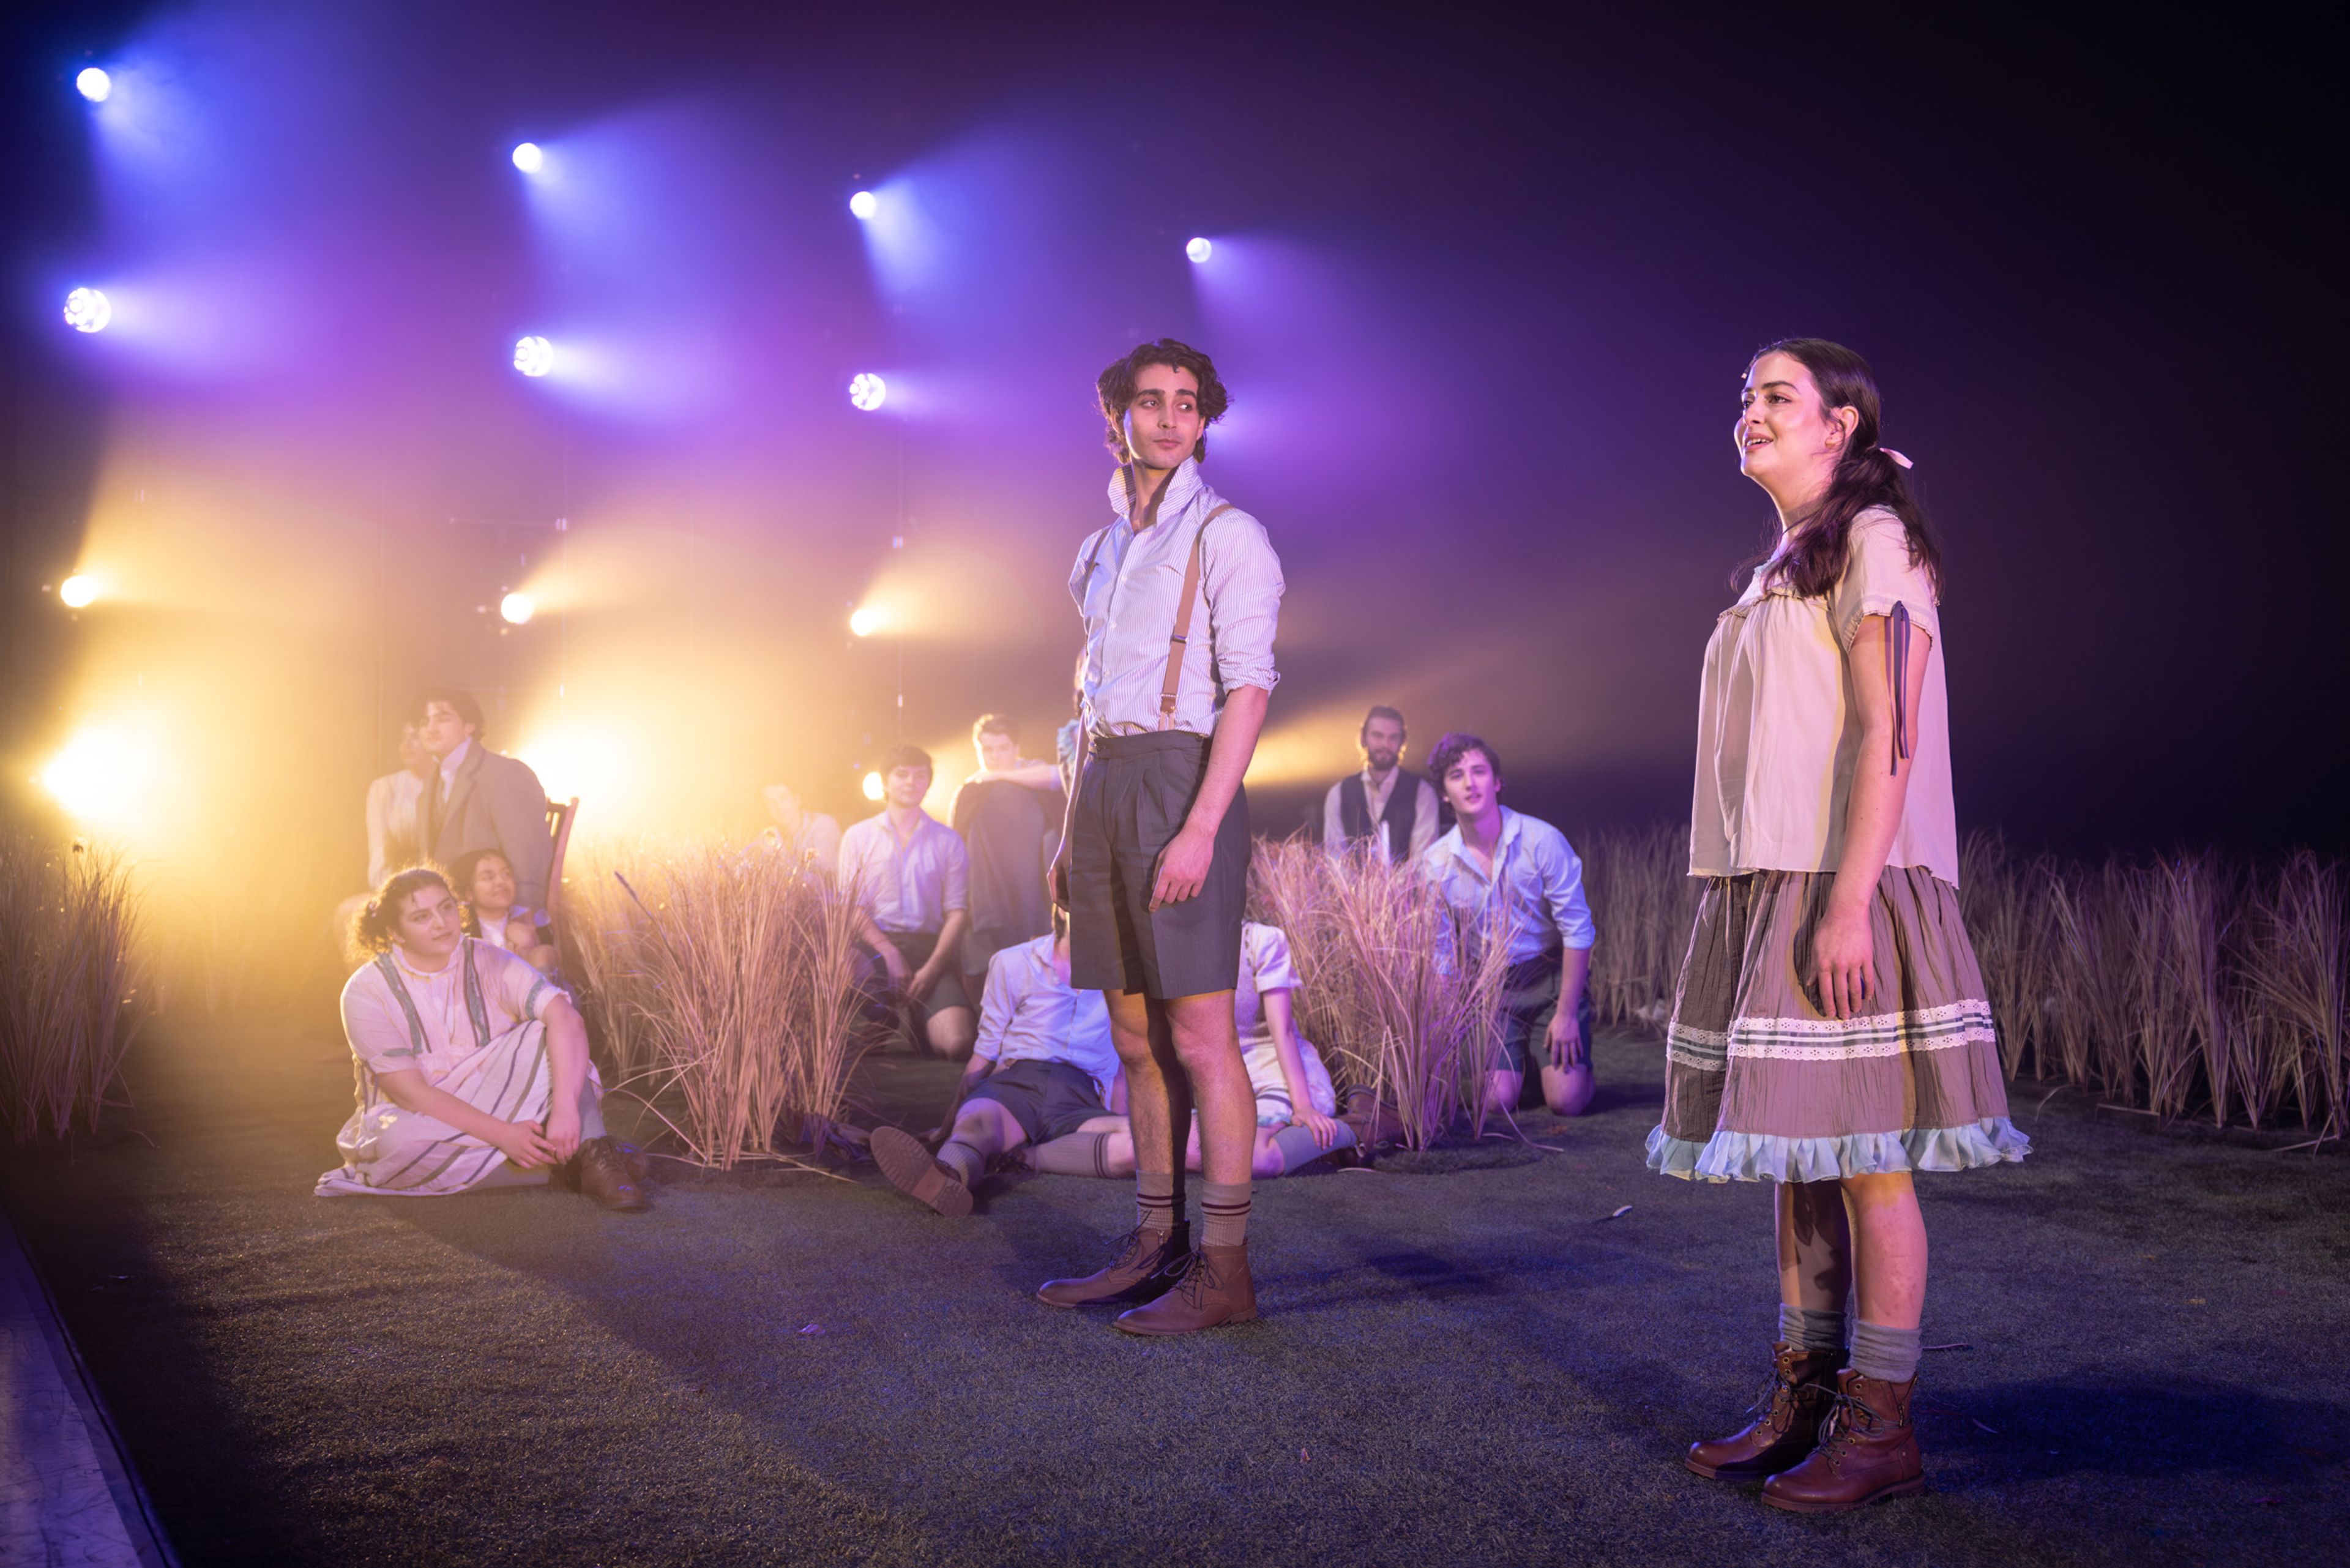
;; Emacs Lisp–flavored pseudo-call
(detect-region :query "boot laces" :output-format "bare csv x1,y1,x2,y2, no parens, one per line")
1815,1386,1881,1459
1168,1248,1221,1309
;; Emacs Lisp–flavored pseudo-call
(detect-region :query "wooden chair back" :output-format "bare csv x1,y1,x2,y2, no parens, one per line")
543,796,579,928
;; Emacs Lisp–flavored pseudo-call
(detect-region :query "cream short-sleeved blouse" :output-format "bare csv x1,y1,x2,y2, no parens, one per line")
340,937,556,1083
1690,507,1959,887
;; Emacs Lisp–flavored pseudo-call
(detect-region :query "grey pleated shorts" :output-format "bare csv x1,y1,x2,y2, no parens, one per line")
1069,731,1250,999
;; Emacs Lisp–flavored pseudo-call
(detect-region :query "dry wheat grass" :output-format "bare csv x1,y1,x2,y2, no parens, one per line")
0,832,151,1141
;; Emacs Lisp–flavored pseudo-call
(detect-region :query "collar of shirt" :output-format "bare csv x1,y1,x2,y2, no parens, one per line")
1428,805,1523,884
1107,457,1203,525
1362,766,1400,816
439,737,472,797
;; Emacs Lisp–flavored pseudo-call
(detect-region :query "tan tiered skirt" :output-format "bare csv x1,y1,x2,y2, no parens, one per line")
1646,865,2029,1182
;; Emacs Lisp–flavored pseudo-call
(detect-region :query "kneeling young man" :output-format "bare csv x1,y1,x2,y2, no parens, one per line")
1419,732,1599,1119
1040,338,1283,1335
870,917,1122,1215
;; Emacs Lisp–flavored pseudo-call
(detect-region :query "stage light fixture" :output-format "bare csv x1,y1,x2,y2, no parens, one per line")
849,190,878,220
76,68,111,102
1185,237,1213,263
514,335,554,377
849,605,887,637
63,288,111,333
59,574,99,608
499,591,535,625
861,771,884,802
512,141,544,173
848,372,888,412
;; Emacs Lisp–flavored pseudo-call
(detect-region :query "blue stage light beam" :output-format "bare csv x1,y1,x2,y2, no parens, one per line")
514,335,554,377
76,67,112,102
848,372,888,411
512,142,545,174
64,288,113,333
1186,236,1213,264
849,190,878,220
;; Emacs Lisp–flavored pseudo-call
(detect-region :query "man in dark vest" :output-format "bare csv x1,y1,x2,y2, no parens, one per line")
1321,705,1439,864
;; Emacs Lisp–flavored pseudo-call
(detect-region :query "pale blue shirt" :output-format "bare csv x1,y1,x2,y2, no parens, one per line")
1069,458,1283,737
975,936,1120,1102
1420,807,1598,965
837,810,968,936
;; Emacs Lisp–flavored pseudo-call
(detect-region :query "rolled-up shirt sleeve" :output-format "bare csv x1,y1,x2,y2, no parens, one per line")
973,949,1017,1062
1203,513,1283,695
1540,832,1598,951
940,829,969,913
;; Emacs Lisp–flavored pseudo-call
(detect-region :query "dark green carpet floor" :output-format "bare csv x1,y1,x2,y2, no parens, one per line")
4,1023,2346,1566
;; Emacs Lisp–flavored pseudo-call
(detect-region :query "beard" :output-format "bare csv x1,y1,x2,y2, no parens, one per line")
1366,749,1400,772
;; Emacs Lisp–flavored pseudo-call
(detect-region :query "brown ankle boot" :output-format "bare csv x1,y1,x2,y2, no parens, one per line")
1338,1087,1405,1150
1685,1342,1841,1480
1113,1242,1258,1335
870,1127,973,1217
1036,1224,1191,1307
1761,1369,1925,1512
573,1136,651,1212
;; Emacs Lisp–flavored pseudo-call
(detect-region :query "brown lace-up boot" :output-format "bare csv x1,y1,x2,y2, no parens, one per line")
573,1136,652,1212
1035,1224,1192,1307
1338,1086,1405,1151
1113,1242,1258,1335
1685,1342,1841,1480
1761,1370,1925,1512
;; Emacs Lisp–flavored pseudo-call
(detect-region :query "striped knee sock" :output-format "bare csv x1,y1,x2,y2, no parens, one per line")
1200,1180,1251,1247
936,1140,983,1187
1136,1169,1181,1235
1023,1132,1116,1177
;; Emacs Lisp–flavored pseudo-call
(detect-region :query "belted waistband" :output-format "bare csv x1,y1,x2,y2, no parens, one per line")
1088,730,1210,760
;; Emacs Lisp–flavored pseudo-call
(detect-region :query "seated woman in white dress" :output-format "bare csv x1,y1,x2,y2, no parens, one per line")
315,867,646,1209
449,847,560,976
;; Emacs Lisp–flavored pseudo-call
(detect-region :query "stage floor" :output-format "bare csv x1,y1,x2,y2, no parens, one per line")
2,1020,2344,1566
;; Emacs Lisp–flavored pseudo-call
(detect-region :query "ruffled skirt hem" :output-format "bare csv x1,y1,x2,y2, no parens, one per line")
1644,1118,2031,1184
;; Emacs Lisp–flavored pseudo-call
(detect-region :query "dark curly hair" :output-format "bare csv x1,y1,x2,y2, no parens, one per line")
1095,338,1229,464
1743,338,1944,602
1425,732,1502,789
348,867,453,961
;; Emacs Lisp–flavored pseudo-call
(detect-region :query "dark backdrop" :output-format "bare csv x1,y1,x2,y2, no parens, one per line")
2,2,2337,872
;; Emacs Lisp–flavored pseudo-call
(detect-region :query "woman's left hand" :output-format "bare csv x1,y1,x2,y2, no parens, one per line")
505,916,539,949
1291,1107,1341,1150
542,1102,584,1163
1813,906,1874,1020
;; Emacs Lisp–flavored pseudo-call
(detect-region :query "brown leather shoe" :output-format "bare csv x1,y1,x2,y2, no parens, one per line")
1685,1342,1841,1480
1113,1242,1258,1335
574,1136,651,1212
1338,1086,1405,1149
1035,1223,1191,1307
870,1126,972,1217
1761,1370,1925,1512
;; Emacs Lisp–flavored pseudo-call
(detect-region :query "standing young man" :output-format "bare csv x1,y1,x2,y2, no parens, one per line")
1040,338,1283,1335
414,687,556,908
1321,704,1441,864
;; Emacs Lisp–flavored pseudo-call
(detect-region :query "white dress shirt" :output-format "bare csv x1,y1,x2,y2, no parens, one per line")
365,769,426,887
837,808,969,936
974,935,1120,1102
1069,458,1283,737
1420,806,1598,966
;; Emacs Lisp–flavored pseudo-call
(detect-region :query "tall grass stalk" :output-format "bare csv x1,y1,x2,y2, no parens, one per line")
0,832,150,1141
1250,838,1511,1148
562,844,866,1169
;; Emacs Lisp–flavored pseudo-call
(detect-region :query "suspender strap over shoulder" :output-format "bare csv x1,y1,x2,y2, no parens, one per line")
1159,501,1234,729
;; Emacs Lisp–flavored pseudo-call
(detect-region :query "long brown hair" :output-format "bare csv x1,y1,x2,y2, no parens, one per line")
1745,338,1944,601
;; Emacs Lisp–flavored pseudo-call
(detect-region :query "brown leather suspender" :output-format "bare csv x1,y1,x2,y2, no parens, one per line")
1157,501,1232,729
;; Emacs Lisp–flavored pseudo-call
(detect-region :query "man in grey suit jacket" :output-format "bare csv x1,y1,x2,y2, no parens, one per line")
414,687,556,908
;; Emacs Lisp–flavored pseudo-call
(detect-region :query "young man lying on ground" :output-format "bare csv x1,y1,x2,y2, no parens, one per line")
870,916,1124,1217
1019,922,1397,1180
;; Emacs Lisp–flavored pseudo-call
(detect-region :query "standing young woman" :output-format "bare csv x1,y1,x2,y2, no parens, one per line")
1651,339,2027,1512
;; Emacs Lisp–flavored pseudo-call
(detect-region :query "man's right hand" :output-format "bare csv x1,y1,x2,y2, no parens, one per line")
1048,846,1073,913
879,944,911,989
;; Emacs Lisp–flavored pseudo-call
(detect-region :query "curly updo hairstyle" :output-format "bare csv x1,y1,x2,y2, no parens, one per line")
1746,338,1944,602
1095,338,1230,465
348,867,453,962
